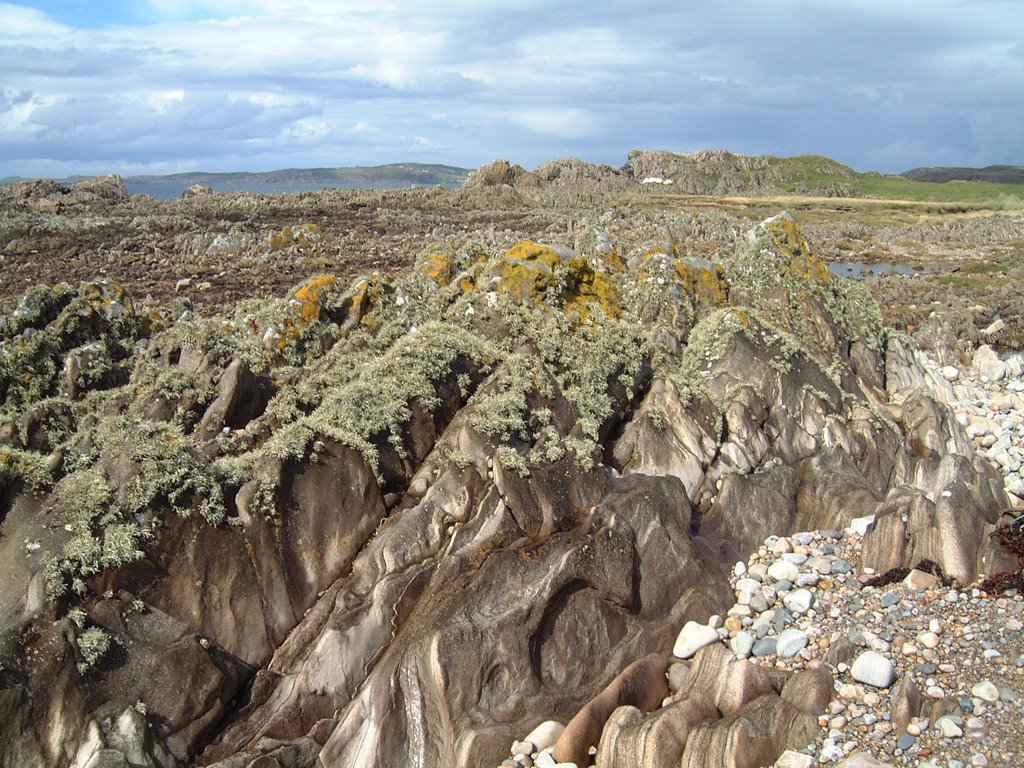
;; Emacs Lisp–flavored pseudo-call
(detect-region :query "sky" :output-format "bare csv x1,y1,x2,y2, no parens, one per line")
1,0,1022,178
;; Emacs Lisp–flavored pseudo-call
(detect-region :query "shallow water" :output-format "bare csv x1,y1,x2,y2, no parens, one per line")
125,179,461,200
827,262,933,279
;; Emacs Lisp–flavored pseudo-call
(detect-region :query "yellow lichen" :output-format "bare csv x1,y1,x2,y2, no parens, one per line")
674,258,729,307
278,274,339,348
420,252,455,287
564,257,622,320
497,240,564,303
494,241,621,321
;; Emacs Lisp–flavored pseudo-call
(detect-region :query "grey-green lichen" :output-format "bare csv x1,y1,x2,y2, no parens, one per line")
76,626,113,674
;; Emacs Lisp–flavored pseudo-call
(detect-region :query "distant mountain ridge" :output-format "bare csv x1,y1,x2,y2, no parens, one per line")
1,163,471,188
900,165,1024,184
128,163,471,186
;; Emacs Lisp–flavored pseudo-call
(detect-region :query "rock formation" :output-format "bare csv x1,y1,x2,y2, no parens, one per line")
0,208,1016,768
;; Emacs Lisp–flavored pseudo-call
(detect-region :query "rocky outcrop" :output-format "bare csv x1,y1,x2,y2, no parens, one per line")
625,149,857,197
0,174,128,211
0,211,1013,768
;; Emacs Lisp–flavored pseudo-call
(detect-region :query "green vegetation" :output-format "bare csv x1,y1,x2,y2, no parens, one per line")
901,165,1024,185
851,174,1024,206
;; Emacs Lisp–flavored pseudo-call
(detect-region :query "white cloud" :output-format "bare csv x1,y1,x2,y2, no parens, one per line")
0,0,1022,175
508,108,601,139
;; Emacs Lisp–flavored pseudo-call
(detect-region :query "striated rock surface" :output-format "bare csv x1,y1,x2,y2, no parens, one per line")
0,206,1016,768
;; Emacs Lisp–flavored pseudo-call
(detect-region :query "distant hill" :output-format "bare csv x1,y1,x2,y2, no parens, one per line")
900,165,1024,184
127,163,471,187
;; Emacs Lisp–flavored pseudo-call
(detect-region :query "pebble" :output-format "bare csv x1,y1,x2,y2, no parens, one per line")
777,629,809,659
937,716,964,738
730,631,754,659
851,651,897,689
783,588,814,615
523,722,564,753
767,561,800,582
970,681,999,702
673,621,719,659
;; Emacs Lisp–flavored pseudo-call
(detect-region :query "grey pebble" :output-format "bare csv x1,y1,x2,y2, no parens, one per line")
752,637,778,657
896,732,917,750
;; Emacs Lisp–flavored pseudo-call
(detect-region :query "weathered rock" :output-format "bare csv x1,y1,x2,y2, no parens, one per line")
1,210,1011,768
195,358,271,439
552,654,671,765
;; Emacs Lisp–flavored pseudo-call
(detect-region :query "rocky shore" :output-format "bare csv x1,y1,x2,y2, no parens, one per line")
1,170,1022,768
491,340,1024,768
495,520,1023,768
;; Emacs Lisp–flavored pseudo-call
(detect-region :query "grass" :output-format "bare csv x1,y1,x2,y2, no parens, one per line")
851,174,1024,207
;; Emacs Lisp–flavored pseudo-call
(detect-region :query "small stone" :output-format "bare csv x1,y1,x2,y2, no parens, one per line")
771,538,793,555
751,637,778,657
896,732,916,750
941,365,960,381
916,631,940,649
783,588,814,615
847,516,875,536
832,754,894,767
965,717,987,736
936,716,963,738
767,561,800,582
902,569,940,591
777,629,809,659
999,686,1020,703
774,750,815,768
673,621,720,659
839,683,865,701
511,740,534,756
970,681,999,702
730,631,754,659
749,594,770,613
880,592,901,608
984,318,1006,336
969,754,988,767
851,651,897,688
667,663,689,694
523,721,564,752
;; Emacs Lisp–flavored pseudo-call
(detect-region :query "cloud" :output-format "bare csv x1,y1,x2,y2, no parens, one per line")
1,0,1022,176
508,108,602,139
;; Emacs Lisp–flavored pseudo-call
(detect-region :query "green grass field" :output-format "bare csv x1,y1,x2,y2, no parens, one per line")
851,174,1024,207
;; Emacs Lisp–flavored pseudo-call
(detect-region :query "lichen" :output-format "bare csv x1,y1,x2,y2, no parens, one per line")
76,626,112,674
